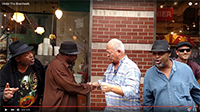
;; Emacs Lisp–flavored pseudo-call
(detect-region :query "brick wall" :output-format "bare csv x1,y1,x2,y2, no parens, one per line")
91,0,155,111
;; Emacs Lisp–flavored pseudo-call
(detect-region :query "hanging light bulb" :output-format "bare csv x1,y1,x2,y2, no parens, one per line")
35,26,45,35
12,12,25,23
55,9,63,19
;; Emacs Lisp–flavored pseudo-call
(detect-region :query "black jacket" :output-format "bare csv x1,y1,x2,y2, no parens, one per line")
0,58,45,111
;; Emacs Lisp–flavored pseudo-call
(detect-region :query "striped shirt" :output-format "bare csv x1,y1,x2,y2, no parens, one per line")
98,56,141,112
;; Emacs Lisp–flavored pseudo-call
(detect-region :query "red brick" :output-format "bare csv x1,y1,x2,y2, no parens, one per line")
116,17,127,20
110,20,120,24
120,36,131,39
127,17,138,21
98,65,108,68
98,6,110,9
111,0,122,2
121,7,133,10
132,21,143,24
127,32,137,36
145,21,154,25
92,53,103,56
110,35,120,38
93,31,104,35
104,31,115,35
98,49,106,52
104,2,116,6
128,3,139,6
139,25,148,29
116,24,126,28
98,35,109,38
97,72,104,76
91,103,96,106
93,24,103,27
92,68,103,72
145,7,154,11
93,27,98,31
148,33,153,36
138,54,148,58
116,32,126,35
139,18,149,21
93,39,104,42
144,36,153,40
132,29,143,32
149,25,153,28
93,16,104,20
143,65,151,69
91,91,103,94
127,25,138,28
105,17,116,20
98,28,109,31
122,0,133,2
98,57,108,60
140,3,148,6
99,20,109,23
105,24,115,27
132,36,143,39
110,6,121,10
92,49,97,52
138,40,148,43
121,21,132,24
139,33,148,36
93,20,98,23
93,2,105,5
97,103,106,106
91,99,102,102
110,28,120,31
135,0,145,2
133,7,145,11
121,28,131,32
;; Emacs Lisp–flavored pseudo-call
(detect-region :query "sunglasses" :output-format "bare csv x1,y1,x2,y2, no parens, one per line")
178,49,191,52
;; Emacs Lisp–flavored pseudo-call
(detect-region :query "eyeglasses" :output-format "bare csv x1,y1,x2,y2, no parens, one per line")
178,49,191,52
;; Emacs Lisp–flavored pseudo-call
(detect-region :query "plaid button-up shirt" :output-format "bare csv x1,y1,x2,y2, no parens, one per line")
98,56,141,112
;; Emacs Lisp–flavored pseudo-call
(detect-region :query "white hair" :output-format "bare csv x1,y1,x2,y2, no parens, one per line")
107,38,125,53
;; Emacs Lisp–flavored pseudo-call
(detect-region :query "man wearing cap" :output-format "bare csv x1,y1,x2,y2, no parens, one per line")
41,41,93,112
175,41,200,81
0,40,45,111
175,41,200,112
143,40,200,112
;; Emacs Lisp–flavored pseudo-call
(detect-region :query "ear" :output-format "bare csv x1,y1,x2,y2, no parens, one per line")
175,50,179,55
117,49,121,53
15,56,20,62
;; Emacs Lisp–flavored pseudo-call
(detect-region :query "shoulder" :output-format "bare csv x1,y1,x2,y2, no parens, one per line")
0,60,13,71
174,60,191,68
144,66,157,78
124,56,139,69
188,60,200,66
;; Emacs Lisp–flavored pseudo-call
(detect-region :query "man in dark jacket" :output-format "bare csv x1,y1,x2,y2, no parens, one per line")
0,40,45,112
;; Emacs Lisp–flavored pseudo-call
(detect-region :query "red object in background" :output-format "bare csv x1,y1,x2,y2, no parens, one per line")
157,7,173,21
78,72,88,83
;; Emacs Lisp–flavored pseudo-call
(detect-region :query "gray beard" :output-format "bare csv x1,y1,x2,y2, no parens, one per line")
153,61,165,68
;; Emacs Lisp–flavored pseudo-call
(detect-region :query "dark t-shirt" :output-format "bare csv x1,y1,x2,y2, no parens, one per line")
18,67,38,109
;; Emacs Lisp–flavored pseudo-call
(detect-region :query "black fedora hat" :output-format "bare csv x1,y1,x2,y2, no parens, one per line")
9,40,34,58
59,41,79,55
176,41,192,50
150,40,171,52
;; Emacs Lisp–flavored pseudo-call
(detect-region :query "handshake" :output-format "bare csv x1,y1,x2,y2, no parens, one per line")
87,82,113,92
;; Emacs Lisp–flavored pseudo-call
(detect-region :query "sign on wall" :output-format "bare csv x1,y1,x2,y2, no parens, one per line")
157,7,173,21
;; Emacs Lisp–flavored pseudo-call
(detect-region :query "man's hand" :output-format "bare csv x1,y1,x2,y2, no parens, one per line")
100,82,113,92
3,83,19,101
87,82,96,90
